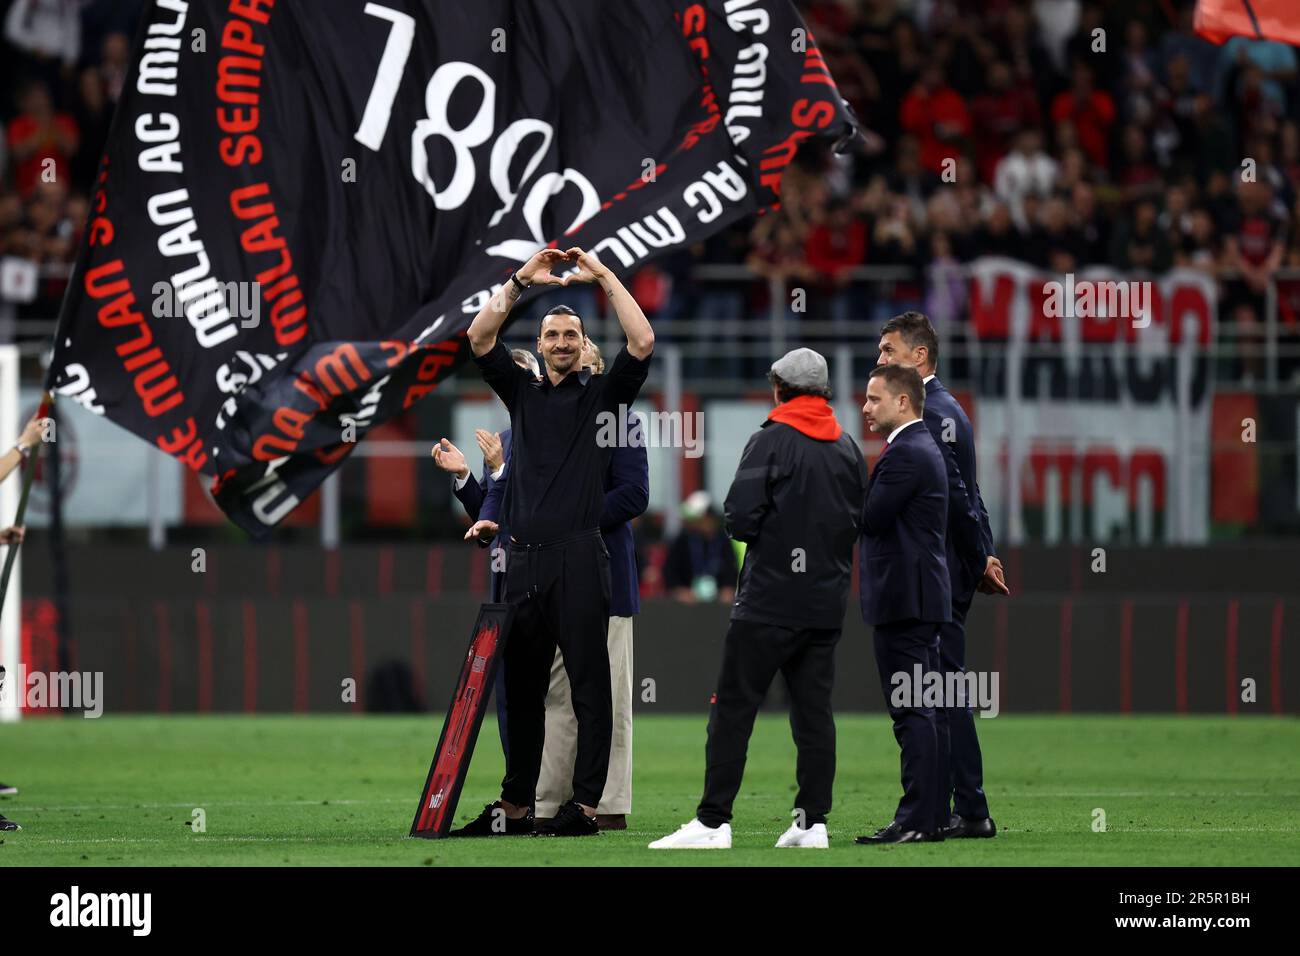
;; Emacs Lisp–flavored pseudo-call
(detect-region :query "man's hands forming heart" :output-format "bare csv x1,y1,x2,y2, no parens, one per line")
516,247,608,288
559,247,608,285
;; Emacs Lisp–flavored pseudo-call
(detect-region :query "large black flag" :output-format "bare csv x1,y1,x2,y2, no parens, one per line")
47,0,854,535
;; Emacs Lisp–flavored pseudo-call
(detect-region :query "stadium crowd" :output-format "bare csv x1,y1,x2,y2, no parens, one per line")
644,0,1300,382
3,0,1299,379
0,0,141,325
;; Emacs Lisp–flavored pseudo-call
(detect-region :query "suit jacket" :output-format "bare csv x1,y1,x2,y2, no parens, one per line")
455,429,512,602
485,421,648,617
597,433,649,617
858,418,952,626
923,377,991,606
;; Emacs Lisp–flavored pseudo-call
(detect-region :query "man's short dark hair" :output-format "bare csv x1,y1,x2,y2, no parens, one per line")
868,363,925,415
540,304,585,338
880,311,939,371
768,372,832,403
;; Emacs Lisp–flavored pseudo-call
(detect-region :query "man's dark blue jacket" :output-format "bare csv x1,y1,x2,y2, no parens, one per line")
858,419,954,626
452,429,513,602
923,376,994,606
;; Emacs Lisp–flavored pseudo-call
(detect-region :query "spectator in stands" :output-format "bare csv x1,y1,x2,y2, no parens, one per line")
972,60,1042,185
1278,229,1300,382
1118,19,1160,123
1063,2,1117,95
1070,180,1108,265
900,63,971,178
1280,121,1300,203
70,65,109,187
1215,36,1297,118
1109,197,1173,273
1221,182,1287,370
887,134,940,217
1038,196,1086,272
998,1,1061,114
663,491,738,606
1116,123,1163,205
1053,146,1089,197
1159,53,1203,177
747,217,814,289
1051,60,1115,171
1220,181,1286,380
98,31,130,105
853,3,919,146
805,197,867,330
1159,182,1195,248
994,126,1058,231
1248,133,1293,211
975,199,1026,261
1201,167,1242,232
1158,3,1219,93
4,0,83,95
1176,206,1221,274
6,80,78,198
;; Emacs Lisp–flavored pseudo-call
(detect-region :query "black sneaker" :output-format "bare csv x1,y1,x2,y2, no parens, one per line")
536,800,599,837
0,814,20,831
448,802,534,837
0,782,17,796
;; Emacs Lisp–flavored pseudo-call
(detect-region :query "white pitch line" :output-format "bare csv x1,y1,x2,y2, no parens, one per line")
11,825,1300,847
8,799,411,811
993,791,1300,798
11,791,1300,813
17,835,415,845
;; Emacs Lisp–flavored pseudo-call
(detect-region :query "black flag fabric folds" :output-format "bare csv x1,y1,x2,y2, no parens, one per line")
46,0,854,535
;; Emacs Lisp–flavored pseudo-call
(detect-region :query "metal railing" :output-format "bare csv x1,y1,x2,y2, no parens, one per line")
7,261,1300,545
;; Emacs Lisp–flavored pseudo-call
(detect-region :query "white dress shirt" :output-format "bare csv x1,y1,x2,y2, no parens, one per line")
886,417,923,445
454,465,504,490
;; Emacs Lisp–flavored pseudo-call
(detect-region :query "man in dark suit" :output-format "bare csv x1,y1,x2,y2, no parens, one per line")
877,312,1008,839
432,349,540,757
855,363,956,845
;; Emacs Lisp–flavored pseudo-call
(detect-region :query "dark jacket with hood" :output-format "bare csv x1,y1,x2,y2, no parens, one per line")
724,395,868,630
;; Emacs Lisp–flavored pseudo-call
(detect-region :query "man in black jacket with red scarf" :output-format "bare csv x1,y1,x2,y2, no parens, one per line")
651,348,866,850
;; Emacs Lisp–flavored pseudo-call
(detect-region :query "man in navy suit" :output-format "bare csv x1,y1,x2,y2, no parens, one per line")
855,364,959,844
432,349,540,757
877,312,1008,839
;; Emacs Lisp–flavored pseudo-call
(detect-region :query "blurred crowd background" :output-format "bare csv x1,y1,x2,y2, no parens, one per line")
0,0,142,332
5,1,1299,375
2,0,1298,593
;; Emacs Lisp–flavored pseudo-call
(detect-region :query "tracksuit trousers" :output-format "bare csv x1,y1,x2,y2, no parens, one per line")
697,618,840,828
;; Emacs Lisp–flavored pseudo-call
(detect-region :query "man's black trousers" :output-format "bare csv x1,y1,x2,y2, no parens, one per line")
935,597,990,821
873,618,941,833
697,619,840,828
500,529,612,810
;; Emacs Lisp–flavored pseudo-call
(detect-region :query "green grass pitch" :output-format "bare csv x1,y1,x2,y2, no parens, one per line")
2,714,1296,866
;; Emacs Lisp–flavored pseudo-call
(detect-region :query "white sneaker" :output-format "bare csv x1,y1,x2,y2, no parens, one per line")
775,822,829,848
648,819,732,849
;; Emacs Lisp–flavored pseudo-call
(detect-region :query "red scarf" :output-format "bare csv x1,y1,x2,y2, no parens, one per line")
767,395,843,441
